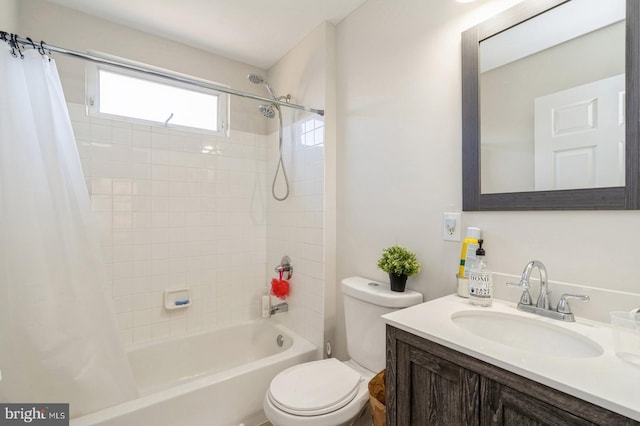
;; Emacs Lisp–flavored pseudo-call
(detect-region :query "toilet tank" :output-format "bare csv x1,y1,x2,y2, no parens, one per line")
341,276,423,373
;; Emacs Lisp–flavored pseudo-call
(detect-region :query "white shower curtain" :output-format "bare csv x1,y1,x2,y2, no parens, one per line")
0,45,137,416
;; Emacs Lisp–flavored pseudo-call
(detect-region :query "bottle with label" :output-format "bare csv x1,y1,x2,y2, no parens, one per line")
261,284,271,318
468,239,493,307
458,227,481,279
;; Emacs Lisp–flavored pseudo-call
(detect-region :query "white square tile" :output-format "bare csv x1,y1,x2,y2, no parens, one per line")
152,165,170,180
168,166,186,182
132,164,152,180
133,309,152,327
133,293,152,311
133,213,153,228
151,322,171,339
91,177,112,195
152,132,169,149
132,147,152,164
112,296,132,314
112,162,133,179
112,126,132,145
113,195,133,212
152,244,170,260
73,122,91,140
133,229,153,245
133,196,152,212
112,229,133,246
133,326,152,344
133,244,152,261
113,213,133,229
91,123,112,141
112,246,133,264
133,130,152,147
117,312,133,330
91,195,112,212
151,181,170,196
91,159,112,177
133,180,152,195
112,145,132,162
133,261,153,278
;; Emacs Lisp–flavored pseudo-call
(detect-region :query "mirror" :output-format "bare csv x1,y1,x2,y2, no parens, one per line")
462,0,640,210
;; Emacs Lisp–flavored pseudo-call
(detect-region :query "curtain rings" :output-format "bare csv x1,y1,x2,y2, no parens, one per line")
9,34,24,59
39,40,51,61
0,32,50,61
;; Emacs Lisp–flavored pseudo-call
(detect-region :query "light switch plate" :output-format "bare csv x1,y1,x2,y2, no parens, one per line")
443,212,461,241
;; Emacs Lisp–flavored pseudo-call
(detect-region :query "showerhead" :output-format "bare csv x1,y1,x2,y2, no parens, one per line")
259,104,276,119
247,73,278,101
247,73,265,85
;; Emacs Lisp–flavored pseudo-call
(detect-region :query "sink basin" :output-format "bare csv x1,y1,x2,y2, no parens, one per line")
451,310,603,358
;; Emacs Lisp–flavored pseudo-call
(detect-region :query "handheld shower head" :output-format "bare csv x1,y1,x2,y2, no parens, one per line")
247,74,289,201
247,73,278,101
247,73,265,85
259,104,276,119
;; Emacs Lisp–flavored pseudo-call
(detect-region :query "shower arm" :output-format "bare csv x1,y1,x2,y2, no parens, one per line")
3,32,325,117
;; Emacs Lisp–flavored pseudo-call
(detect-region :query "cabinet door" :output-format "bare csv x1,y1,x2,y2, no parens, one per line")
482,379,594,426
394,339,480,426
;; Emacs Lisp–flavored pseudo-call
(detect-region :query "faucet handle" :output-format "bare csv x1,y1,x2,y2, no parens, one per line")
506,281,532,306
556,294,590,314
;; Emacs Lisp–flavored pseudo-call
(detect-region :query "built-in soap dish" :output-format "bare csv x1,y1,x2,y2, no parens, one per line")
164,288,191,310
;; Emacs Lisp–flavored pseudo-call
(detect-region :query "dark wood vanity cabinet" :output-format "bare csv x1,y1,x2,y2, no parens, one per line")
386,326,639,426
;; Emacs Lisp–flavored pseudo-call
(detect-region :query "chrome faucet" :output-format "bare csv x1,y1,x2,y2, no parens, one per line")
507,260,589,322
270,302,288,315
522,260,550,309
274,256,293,280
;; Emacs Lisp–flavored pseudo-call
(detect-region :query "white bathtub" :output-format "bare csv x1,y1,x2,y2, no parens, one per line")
71,320,317,426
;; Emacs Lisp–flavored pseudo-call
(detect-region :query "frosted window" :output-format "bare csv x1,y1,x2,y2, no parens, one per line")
94,68,222,133
301,119,324,146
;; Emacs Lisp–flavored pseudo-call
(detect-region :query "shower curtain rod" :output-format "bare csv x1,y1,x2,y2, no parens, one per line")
3,32,325,117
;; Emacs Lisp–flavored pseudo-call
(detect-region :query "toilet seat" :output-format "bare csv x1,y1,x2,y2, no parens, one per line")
267,358,363,417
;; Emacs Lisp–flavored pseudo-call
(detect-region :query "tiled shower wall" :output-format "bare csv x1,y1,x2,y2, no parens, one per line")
266,115,325,351
68,103,269,348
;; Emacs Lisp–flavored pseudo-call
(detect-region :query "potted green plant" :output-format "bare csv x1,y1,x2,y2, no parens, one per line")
377,245,421,292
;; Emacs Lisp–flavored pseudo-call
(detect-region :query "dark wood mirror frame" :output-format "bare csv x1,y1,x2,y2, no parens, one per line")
462,0,640,211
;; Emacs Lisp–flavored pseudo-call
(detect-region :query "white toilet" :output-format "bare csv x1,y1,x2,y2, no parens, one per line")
263,276,423,426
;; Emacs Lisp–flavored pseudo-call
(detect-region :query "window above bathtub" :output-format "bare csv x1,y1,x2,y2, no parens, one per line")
86,58,229,136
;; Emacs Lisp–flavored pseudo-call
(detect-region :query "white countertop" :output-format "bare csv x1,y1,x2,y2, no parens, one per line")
382,294,640,421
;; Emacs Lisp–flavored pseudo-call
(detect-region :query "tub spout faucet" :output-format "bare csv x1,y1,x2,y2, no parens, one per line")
271,302,288,315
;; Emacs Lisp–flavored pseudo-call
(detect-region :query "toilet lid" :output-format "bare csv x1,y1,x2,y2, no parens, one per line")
268,358,363,416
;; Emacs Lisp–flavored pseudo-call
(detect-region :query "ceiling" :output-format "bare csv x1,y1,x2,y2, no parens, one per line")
44,0,367,69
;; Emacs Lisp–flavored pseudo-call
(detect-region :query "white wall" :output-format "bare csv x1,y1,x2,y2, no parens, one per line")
334,0,640,361
266,22,336,354
0,0,18,33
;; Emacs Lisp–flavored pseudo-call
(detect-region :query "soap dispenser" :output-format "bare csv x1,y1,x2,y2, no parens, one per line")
468,239,493,307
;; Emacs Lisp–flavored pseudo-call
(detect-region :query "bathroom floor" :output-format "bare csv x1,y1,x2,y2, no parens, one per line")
354,405,374,426
257,405,373,425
